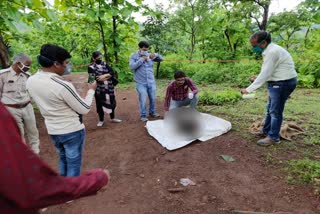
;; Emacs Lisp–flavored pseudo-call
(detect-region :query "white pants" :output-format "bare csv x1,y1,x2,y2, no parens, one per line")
6,103,40,154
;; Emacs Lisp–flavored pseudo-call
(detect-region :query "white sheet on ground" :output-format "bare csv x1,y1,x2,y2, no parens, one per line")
146,113,232,150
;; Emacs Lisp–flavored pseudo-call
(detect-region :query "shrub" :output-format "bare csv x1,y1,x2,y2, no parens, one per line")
199,89,242,105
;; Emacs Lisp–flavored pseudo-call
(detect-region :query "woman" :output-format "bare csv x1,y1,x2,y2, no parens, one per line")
88,51,121,127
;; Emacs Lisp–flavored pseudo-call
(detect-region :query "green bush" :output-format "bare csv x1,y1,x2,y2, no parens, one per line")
287,159,320,185
199,89,242,105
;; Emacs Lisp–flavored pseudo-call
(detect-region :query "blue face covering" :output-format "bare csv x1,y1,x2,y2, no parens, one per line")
140,50,149,57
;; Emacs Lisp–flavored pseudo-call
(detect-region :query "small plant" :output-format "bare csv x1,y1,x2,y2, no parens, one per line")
286,159,320,185
199,89,242,105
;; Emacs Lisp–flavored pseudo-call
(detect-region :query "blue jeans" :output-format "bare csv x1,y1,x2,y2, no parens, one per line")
169,95,199,110
50,129,86,177
136,82,157,118
263,77,297,140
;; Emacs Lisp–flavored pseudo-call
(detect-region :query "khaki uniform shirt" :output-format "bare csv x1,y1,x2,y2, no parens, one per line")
0,67,31,104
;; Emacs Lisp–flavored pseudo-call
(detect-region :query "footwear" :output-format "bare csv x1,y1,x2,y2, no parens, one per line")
253,131,267,138
111,118,122,123
97,121,104,127
149,113,160,118
257,136,280,146
140,117,148,122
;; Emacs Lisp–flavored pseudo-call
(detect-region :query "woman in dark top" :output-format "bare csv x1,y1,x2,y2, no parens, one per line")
88,51,121,127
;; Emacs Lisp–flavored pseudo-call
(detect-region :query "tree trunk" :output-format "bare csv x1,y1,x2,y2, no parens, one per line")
98,16,109,63
112,0,119,78
156,62,161,79
0,33,10,69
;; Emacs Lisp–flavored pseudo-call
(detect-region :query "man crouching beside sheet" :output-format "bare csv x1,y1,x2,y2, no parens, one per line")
164,70,203,140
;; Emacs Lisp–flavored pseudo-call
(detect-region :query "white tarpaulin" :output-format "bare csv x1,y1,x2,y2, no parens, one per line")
146,113,232,151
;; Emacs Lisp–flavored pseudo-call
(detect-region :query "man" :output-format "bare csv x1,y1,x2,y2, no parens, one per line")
164,70,198,112
129,41,164,122
241,31,297,146
0,102,110,214
0,54,40,154
27,44,97,176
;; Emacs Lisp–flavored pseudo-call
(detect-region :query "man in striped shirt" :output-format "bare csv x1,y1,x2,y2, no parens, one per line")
27,44,97,176
164,70,198,112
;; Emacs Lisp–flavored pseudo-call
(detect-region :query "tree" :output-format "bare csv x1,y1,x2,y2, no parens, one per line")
0,0,56,68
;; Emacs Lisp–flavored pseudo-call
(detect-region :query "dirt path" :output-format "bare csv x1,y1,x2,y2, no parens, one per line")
38,74,319,214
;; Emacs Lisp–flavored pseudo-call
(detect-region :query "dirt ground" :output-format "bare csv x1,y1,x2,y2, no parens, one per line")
38,74,319,214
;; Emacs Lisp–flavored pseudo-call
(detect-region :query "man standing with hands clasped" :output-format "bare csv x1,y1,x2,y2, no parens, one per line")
0,54,40,154
129,41,164,122
241,31,297,146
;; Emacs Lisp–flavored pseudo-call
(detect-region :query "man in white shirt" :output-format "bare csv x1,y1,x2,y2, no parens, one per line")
241,31,297,146
27,44,97,176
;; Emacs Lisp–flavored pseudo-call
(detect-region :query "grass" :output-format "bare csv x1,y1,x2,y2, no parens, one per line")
154,79,320,192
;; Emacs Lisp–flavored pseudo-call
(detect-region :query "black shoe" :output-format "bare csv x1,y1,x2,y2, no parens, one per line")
149,113,160,118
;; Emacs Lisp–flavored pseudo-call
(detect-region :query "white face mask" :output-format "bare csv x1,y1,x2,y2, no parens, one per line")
140,50,149,57
18,62,31,72
63,63,73,75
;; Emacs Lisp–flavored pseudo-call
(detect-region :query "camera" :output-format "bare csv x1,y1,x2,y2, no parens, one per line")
88,73,96,83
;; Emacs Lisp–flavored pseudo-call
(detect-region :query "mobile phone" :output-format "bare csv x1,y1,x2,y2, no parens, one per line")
88,73,96,83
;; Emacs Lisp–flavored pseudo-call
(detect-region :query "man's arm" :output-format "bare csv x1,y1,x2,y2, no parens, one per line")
0,74,3,99
164,83,173,111
246,53,278,93
54,78,95,115
151,53,164,62
0,103,109,210
187,78,198,95
129,53,145,71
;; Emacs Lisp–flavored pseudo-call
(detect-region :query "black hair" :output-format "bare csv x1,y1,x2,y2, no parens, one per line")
38,44,71,67
138,41,150,48
174,70,186,79
250,31,271,44
91,51,102,62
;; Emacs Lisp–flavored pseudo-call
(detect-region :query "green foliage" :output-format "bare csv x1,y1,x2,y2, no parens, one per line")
198,89,242,105
287,159,320,185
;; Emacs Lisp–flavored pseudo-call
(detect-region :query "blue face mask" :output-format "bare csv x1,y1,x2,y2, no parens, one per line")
252,45,264,55
63,63,73,75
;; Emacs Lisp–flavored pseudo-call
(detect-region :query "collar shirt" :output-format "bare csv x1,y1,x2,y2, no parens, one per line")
0,67,31,104
246,43,297,93
129,51,164,85
164,78,198,111
26,70,95,135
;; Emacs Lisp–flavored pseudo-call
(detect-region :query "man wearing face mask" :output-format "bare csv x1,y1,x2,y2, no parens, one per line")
240,31,297,146
0,54,40,154
26,44,97,176
129,41,164,122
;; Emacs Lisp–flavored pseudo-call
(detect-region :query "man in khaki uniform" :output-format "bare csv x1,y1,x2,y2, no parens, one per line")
0,54,40,154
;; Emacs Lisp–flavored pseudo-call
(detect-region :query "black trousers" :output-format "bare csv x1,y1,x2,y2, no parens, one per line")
95,94,115,121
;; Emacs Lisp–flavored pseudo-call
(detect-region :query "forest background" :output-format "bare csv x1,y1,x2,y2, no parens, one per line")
0,0,319,88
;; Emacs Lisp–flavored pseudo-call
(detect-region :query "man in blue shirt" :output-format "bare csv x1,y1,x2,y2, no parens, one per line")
129,41,164,122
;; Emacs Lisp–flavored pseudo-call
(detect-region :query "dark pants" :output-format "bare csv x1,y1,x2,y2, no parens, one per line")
95,94,115,121
263,77,297,140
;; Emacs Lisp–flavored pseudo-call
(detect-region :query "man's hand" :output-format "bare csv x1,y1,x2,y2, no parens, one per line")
149,53,156,59
98,169,110,193
240,89,248,94
96,74,111,81
141,56,148,61
88,80,97,90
